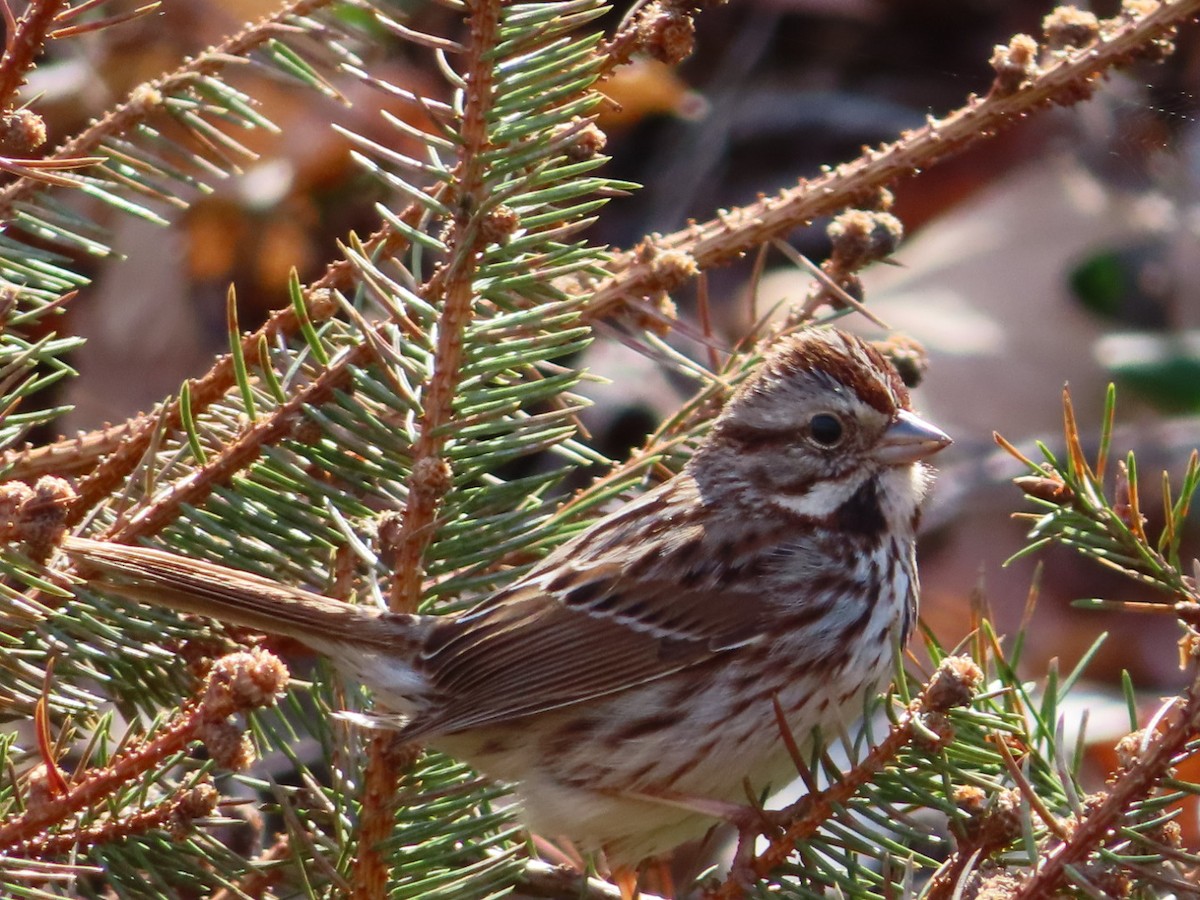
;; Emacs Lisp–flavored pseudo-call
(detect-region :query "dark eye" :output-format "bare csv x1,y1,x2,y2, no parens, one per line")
809,413,844,447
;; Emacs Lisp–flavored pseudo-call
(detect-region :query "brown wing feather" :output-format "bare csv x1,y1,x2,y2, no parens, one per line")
403,552,769,739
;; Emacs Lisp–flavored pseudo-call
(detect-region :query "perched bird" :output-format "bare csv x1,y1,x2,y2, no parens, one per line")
65,328,950,886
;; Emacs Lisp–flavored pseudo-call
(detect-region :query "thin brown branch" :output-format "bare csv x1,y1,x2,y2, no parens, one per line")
48,1,160,39
387,0,504,614
350,735,421,900
1,417,149,481
1014,665,1200,898
61,229,403,519
12,779,218,858
0,0,70,110
0,649,284,851
98,339,368,542
707,656,982,898
0,705,204,854
0,0,341,220
579,0,1200,323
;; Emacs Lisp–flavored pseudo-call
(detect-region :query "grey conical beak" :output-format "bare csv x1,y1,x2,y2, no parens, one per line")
874,409,952,466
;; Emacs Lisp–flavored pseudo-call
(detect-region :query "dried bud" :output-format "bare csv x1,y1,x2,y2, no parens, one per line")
202,648,288,718
128,83,163,114
952,784,989,839
1114,729,1147,771
873,335,928,389
637,1,695,65
0,481,33,535
1153,818,1183,850
915,710,955,750
978,789,1024,848
16,476,75,559
990,34,1039,97
561,119,607,162
1014,474,1072,504
411,456,453,501
197,716,255,771
480,205,520,245
1122,0,1159,18
292,415,323,446
636,238,698,291
0,109,46,156
954,784,987,814
924,655,984,713
827,209,904,271
1043,6,1100,52
169,779,220,837
376,510,404,568
963,871,1022,899
1179,627,1200,664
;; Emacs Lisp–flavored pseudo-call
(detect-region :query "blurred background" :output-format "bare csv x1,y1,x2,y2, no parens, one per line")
22,0,1200,828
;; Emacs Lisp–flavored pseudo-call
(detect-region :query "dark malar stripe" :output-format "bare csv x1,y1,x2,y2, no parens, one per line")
835,477,886,537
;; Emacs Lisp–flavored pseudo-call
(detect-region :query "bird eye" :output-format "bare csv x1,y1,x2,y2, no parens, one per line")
809,413,844,447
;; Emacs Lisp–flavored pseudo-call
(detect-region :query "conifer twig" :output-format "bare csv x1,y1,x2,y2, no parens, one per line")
581,0,1200,322
1014,663,1200,898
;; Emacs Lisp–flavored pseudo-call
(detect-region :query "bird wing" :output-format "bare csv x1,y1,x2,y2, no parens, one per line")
400,559,768,739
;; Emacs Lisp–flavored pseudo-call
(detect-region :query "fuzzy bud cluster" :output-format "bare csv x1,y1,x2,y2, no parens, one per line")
562,120,607,162
197,648,288,770
480,205,520,245
0,475,75,559
1043,6,1100,53
636,1,696,65
168,779,220,838
827,210,903,272
924,655,984,713
953,785,1024,852
0,109,46,156
871,334,928,389
989,34,1039,97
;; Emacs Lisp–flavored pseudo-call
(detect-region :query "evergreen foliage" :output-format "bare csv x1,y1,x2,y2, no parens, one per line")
0,0,1197,897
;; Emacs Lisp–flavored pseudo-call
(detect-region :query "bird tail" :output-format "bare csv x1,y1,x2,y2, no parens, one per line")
62,536,420,655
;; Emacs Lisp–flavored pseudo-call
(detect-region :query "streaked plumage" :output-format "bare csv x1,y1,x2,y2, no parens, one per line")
65,328,950,868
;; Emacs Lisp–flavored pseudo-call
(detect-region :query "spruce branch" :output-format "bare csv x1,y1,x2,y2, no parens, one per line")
387,0,504,616
0,0,345,220
0,648,286,852
1015,669,1200,898
12,777,218,859
580,0,1200,322
0,0,71,110
999,386,1200,606
708,656,984,899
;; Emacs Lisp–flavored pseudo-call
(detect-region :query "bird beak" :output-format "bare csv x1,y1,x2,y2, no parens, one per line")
874,410,952,466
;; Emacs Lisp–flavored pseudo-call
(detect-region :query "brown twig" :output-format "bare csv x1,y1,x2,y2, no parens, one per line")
0,0,70,111
12,779,218,858
706,656,983,898
578,0,1200,323
0,649,285,852
97,338,369,543
350,734,422,900
1013,664,1200,898
354,0,513,891
0,0,342,220
387,0,504,614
